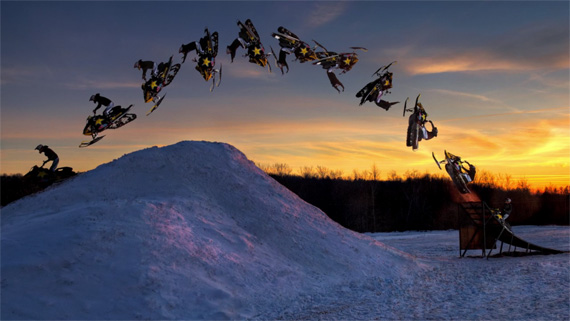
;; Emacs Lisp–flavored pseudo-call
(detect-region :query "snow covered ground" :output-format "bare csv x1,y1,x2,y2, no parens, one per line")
1,141,568,320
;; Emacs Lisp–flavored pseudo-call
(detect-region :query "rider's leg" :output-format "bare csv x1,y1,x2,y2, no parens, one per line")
375,90,384,104
103,102,115,117
421,125,428,139
50,158,59,172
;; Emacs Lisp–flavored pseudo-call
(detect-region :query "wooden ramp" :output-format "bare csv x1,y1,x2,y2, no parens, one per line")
458,202,563,258
494,220,564,256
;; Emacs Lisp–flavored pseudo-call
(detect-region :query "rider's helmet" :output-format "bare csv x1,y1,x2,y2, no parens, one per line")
134,59,142,69
505,198,511,203
35,144,44,151
89,93,99,102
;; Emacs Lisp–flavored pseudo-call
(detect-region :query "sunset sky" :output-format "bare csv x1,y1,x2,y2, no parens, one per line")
1,1,569,190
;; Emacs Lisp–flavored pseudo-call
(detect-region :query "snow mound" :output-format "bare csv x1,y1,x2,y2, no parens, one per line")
1,141,420,319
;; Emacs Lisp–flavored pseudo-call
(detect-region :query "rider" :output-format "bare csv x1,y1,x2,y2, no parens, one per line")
134,59,158,81
181,32,217,81
357,70,396,109
416,102,438,140
440,152,475,183
89,93,115,117
35,144,59,172
226,37,246,63
502,198,513,221
377,71,393,102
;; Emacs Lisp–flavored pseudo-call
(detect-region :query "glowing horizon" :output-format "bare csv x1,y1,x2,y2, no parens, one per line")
1,2,569,192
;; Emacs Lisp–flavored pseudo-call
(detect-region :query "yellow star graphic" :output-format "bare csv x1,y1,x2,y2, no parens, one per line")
253,47,261,56
38,171,48,178
344,57,352,65
300,47,308,55
202,57,211,66
95,118,104,125
151,80,158,89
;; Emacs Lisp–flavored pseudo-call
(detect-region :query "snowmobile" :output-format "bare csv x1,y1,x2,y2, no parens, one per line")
356,61,399,110
432,150,475,194
271,26,317,74
179,28,222,92
312,40,367,93
226,19,271,72
23,163,76,187
403,94,438,151
141,55,181,103
80,104,136,147
490,208,512,232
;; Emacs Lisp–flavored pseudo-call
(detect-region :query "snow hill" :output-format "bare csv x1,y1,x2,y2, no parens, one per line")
1,141,423,319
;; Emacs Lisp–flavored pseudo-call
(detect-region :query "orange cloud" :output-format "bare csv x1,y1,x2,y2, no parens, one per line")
392,48,569,75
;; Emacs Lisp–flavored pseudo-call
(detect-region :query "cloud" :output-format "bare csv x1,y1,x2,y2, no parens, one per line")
303,2,348,29
63,78,142,90
393,23,569,75
223,62,275,80
430,89,498,103
403,49,566,75
439,106,569,123
0,66,51,86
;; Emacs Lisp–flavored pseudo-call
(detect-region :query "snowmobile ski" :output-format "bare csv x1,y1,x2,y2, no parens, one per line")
210,64,222,92
216,63,222,87
277,26,300,40
147,94,166,116
312,54,339,66
272,31,300,44
402,97,409,117
237,19,258,43
217,64,222,86
79,135,105,148
312,39,330,54
373,61,397,77
243,19,260,41
432,152,442,170
270,46,284,73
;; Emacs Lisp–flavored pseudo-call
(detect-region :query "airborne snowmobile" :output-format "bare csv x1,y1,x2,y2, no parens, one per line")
356,61,399,110
226,19,271,72
80,104,136,147
141,56,181,104
433,150,475,194
271,26,317,74
179,28,222,91
403,94,438,151
312,40,367,93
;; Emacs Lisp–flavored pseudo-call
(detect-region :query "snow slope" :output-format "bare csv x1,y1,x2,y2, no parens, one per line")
1,141,422,319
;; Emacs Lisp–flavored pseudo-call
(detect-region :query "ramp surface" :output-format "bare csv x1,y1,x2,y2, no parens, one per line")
493,216,564,255
460,202,564,256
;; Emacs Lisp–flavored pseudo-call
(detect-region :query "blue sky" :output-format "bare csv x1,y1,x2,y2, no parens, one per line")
1,1,569,189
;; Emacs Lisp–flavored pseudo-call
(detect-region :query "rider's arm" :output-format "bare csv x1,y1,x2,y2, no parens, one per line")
93,103,101,114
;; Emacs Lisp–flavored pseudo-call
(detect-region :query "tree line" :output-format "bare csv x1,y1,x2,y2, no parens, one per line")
258,163,569,232
2,164,568,233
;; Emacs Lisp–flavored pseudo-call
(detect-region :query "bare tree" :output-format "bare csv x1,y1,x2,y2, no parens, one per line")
316,165,330,179
273,163,293,176
299,166,315,179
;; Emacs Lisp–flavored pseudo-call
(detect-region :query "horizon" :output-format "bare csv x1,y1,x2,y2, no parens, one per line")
1,1,569,190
